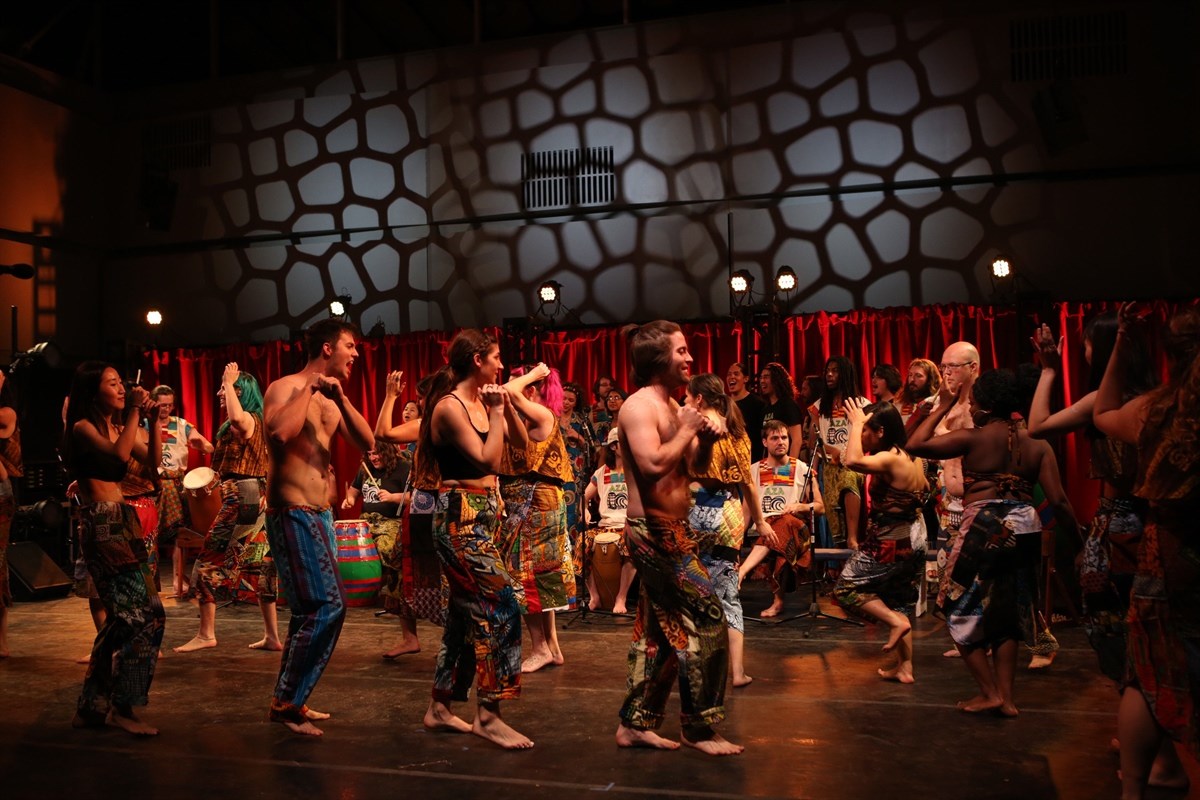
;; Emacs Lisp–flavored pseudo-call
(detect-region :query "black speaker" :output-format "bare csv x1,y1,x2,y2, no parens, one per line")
7,541,72,601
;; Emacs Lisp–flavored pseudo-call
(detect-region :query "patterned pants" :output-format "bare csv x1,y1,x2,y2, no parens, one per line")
267,505,344,711
77,502,165,716
501,477,576,614
190,479,277,604
432,487,523,704
124,496,160,584
619,516,728,731
363,511,411,617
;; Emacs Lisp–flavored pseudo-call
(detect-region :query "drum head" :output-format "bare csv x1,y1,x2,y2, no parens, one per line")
182,466,217,491
594,531,621,545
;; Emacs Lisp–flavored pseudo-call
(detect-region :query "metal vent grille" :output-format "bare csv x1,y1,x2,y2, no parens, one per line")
1010,11,1128,82
521,146,615,210
142,115,212,171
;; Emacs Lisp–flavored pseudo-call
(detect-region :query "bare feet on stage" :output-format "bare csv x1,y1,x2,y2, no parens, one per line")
173,635,217,653
943,648,962,658
956,694,1005,714
473,704,533,750
1028,652,1055,669
106,706,159,736
760,601,784,618
587,597,601,611
732,674,754,688
521,651,558,673
882,618,911,652
423,700,473,734
681,727,744,757
611,602,628,614
248,637,283,651
382,638,420,659
615,724,680,751
269,702,324,736
877,662,914,684
551,646,564,666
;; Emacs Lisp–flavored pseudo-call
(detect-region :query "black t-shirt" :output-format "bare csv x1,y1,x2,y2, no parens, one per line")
762,397,804,431
353,462,410,517
735,393,767,462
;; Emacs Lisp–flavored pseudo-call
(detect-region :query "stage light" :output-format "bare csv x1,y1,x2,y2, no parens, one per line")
991,257,1011,279
146,310,163,326
775,265,797,293
537,281,561,304
729,270,752,295
329,295,351,319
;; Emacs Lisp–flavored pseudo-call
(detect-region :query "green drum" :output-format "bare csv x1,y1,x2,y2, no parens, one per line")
335,519,382,607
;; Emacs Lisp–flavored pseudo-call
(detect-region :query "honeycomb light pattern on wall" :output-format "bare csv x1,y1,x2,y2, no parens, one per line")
176,5,1047,342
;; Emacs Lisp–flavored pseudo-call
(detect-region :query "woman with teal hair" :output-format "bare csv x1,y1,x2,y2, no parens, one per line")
174,362,281,654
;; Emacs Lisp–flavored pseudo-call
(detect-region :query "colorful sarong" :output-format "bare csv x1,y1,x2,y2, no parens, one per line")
939,500,1040,650
76,501,165,717
1079,496,1143,682
432,487,523,704
834,517,925,614
619,516,728,731
189,478,277,604
819,461,864,547
403,488,449,626
156,473,187,544
266,505,344,711
124,496,160,583
761,513,811,594
500,477,576,614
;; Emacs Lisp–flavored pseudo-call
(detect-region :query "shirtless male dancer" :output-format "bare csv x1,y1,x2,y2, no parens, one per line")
614,320,743,757
263,319,374,735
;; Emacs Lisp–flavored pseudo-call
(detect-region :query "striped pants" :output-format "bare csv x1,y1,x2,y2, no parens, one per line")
266,505,345,711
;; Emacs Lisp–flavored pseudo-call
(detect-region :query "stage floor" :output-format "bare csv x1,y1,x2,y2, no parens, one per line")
0,583,1194,800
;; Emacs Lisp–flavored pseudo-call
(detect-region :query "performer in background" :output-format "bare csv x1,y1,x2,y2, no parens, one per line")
65,362,164,736
175,364,280,654
263,321,374,736
581,427,636,613
149,384,212,598
738,419,824,618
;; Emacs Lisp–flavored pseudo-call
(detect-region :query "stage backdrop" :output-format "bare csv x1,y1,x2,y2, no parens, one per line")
138,300,1195,521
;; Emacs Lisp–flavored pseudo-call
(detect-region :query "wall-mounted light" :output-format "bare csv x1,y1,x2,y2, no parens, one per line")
329,295,352,319
991,257,1011,279
775,265,797,293
146,310,163,326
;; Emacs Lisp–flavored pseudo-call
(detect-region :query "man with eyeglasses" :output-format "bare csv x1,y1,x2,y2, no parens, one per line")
149,384,214,597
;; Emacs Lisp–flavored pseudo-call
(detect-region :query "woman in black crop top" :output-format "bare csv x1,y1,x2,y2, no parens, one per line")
65,361,166,737
417,329,536,750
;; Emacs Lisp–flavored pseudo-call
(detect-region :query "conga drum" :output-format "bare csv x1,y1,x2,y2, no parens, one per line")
335,519,382,607
180,467,222,544
591,530,623,611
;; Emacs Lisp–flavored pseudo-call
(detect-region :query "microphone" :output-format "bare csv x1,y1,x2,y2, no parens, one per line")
0,264,35,279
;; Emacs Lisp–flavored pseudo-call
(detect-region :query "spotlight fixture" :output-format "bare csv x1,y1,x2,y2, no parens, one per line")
991,257,1011,279
146,310,163,326
729,270,752,295
329,295,352,319
775,265,797,293
537,281,561,305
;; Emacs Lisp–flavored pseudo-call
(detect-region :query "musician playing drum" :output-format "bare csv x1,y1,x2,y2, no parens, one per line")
174,363,281,653
581,427,636,614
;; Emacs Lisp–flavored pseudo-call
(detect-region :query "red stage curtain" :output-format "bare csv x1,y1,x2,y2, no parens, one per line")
139,300,1195,522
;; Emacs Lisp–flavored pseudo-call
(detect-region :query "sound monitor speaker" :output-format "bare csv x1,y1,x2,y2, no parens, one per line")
7,541,72,601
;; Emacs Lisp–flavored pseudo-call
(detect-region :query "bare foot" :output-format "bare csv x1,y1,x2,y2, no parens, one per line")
681,728,744,756
956,694,1004,713
106,707,159,736
303,707,331,721
760,602,784,619
942,648,962,658
278,719,323,736
615,724,680,750
732,674,754,688
76,653,92,665
588,598,601,611
521,652,555,673
1027,652,1055,669
882,618,911,652
173,635,217,653
248,637,283,651
382,639,421,659
878,662,914,684
473,708,534,749
996,702,1020,718
423,701,472,733
550,648,564,666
